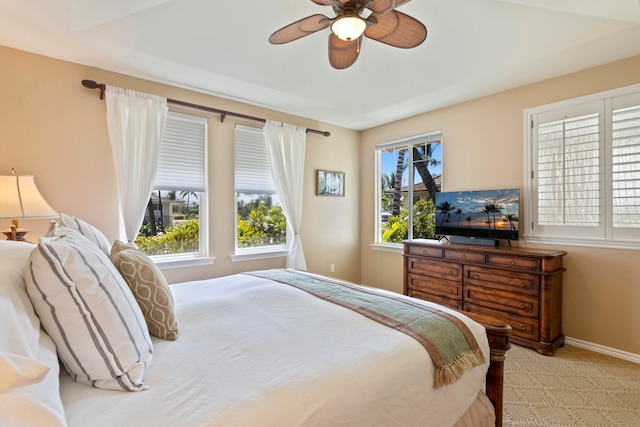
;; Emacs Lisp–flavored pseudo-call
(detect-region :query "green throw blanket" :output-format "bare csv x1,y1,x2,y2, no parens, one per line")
246,269,485,388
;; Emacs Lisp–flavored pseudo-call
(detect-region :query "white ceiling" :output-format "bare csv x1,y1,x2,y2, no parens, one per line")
2,0,640,130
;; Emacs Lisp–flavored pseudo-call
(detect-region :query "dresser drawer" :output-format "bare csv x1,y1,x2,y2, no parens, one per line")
464,302,539,341
464,266,540,296
410,290,463,310
444,249,485,264
407,273,462,300
406,257,462,281
406,244,443,258
464,284,539,318
486,253,540,271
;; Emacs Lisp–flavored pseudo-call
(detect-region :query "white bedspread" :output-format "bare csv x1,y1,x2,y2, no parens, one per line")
60,272,490,427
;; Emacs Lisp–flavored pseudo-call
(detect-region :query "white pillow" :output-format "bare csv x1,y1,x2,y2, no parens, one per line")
0,333,67,427
0,240,67,426
0,241,39,356
0,240,41,376
26,228,153,392
0,352,49,392
59,212,112,255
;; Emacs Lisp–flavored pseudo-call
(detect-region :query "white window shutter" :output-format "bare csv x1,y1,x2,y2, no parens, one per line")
612,97,640,229
525,84,640,248
536,112,601,227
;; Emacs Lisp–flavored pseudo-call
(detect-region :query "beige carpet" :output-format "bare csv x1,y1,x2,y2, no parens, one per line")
503,344,640,426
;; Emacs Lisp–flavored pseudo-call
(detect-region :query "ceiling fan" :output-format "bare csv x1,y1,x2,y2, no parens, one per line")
268,0,427,69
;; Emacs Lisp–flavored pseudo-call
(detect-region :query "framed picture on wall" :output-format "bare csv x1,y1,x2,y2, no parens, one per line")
316,170,345,197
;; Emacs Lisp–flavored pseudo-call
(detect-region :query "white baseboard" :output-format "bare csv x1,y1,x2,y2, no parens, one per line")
565,336,640,364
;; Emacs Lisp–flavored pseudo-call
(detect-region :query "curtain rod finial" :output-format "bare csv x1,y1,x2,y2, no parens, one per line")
81,79,106,100
81,79,99,89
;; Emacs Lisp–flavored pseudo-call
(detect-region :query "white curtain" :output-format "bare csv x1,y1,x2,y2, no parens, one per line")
105,86,168,244
264,120,307,270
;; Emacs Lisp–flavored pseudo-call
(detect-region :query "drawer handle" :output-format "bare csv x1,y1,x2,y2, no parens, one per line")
509,259,515,265
473,273,480,279
519,324,527,331
519,281,526,287
461,254,467,259
422,249,427,255
519,303,526,309
448,270,455,276
448,287,454,294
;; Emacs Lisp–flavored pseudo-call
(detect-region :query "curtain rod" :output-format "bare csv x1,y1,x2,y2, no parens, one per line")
81,80,331,137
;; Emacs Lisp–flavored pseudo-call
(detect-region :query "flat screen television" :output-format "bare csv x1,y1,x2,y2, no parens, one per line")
435,188,520,242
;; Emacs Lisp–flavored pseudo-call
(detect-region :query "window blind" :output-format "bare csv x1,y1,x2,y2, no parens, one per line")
154,112,207,192
536,113,600,226
234,125,275,194
612,103,640,228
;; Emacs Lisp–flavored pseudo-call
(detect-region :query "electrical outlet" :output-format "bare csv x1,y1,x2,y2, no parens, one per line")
330,264,335,273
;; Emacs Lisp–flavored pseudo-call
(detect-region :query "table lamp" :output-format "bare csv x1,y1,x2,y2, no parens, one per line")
0,169,59,241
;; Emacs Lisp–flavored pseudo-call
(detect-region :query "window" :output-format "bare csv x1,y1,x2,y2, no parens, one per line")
234,125,287,257
136,112,208,261
524,84,640,249
375,131,442,246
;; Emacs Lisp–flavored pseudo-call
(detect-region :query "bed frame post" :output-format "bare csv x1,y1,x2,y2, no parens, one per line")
461,312,511,427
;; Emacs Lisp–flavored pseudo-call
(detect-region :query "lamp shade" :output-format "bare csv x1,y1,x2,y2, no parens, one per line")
0,174,58,219
331,14,366,41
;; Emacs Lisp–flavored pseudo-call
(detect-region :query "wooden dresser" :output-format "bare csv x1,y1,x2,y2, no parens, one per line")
403,240,566,356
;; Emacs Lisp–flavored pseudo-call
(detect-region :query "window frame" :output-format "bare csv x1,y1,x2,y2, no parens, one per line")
147,111,212,268
372,131,443,251
523,83,640,250
232,124,289,261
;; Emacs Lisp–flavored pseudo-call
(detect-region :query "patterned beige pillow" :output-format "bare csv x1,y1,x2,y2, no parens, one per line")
110,241,178,341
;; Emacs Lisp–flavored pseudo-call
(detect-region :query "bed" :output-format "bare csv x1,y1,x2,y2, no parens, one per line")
0,219,510,427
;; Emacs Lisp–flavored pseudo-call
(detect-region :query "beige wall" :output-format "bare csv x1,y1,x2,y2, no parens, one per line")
3,44,639,356
360,55,640,356
0,45,361,284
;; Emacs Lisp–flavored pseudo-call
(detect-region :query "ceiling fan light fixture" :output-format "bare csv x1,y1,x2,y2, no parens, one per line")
331,14,366,41
269,0,427,69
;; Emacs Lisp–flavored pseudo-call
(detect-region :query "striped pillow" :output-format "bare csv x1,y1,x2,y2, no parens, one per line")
110,241,179,341
25,228,153,392
59,213,112,255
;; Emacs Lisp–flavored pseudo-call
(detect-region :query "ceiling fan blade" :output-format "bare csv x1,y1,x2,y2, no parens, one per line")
369,0,412,13
365,10,426,48
328,33,362,69
269,14,331,44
